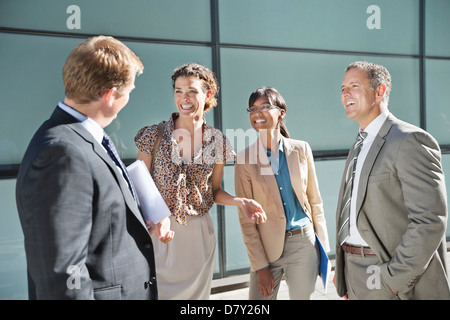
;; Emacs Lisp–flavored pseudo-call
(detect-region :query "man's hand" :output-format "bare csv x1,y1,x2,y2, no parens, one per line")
146,217,174,243
333,274,349,300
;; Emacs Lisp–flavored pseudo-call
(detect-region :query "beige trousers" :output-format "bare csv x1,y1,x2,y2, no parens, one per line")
249,225,319,300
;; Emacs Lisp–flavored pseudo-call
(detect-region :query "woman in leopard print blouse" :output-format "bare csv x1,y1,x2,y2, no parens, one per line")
135,63,266,300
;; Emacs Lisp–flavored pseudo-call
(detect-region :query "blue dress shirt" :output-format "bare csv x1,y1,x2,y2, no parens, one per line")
267,140,310,230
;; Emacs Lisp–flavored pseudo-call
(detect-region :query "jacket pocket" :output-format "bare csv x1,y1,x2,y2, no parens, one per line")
94,285,122,300
368,172,390,183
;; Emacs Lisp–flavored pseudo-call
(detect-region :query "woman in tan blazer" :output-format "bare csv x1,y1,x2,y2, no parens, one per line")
235,87,330,300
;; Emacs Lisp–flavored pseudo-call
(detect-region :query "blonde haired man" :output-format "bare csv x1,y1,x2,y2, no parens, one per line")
16,36,157,299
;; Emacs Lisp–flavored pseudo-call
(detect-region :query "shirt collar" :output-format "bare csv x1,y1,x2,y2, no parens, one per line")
58,101,87,122
58,101,104,145
361,110,389,137
265,137,284,157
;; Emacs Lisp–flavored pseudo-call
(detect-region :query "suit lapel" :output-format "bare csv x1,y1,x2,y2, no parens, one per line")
67,122,146,227
355,115,395,215
355,137,385,215
283,138,304,207
252,140,285,214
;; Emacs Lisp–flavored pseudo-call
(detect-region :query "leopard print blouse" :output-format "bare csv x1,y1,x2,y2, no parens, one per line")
135,113,236,225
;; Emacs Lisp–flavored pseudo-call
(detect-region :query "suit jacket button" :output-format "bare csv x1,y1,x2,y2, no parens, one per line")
144,243,152,249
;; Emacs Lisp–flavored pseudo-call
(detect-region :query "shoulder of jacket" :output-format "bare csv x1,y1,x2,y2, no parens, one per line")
284,137,309,151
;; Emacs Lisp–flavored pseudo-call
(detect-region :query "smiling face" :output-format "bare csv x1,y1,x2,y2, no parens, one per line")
341,67,382,130
249,97,284,133
174,76,210,120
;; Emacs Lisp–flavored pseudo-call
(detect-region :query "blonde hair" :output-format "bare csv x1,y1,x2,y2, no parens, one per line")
63,36,143,104
171,63,219,113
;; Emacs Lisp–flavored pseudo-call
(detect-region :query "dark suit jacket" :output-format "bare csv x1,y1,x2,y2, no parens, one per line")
16,106,157,299
335,113,450,299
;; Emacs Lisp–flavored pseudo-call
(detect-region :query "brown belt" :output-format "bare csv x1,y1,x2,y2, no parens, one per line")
341,243,376,256
285,223,313,238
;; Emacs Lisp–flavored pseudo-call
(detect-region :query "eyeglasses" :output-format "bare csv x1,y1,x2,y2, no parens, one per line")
246,104,280,113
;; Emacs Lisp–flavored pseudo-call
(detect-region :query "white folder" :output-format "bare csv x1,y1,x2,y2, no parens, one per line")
127,160,171,224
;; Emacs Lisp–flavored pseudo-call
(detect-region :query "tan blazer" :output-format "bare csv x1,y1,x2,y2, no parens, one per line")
335,114,450,299
235,136,330,271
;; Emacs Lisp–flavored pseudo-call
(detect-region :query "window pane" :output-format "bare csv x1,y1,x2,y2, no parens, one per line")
425,59,450,145
0,0,211,42
0,33,77,165
0,179,27,299
223,166,250,274
425,0,450,57
314,159,347,257
0,32,213,164
220,47,420,152
209,205,221,277
219,0,419,55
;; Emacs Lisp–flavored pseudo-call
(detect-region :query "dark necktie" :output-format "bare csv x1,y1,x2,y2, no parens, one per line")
338,131,368,245
102,133,137,202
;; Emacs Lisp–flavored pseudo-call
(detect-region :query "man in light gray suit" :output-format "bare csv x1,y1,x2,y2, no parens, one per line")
334,61,450,300
16,36,158,299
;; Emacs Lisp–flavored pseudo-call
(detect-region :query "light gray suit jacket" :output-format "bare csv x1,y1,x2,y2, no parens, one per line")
16,106,157,299
335,113,450,299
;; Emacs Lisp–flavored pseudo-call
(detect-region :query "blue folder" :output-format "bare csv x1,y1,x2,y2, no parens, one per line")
316,233,331,292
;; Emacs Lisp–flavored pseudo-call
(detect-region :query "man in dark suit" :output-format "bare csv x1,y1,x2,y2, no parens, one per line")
16,36,158,299
335,61,449,299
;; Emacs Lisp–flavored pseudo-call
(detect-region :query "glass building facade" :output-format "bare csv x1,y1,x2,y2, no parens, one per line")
1,0,449,299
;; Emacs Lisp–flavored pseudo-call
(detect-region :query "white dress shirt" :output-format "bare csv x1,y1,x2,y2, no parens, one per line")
347,111,389,246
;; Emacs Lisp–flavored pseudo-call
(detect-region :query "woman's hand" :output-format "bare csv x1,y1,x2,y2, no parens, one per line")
239,198,267,224
257,268,274,297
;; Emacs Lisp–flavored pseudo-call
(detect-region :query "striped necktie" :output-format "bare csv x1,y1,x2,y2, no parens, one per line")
102,133,137,203
338,131,368,246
